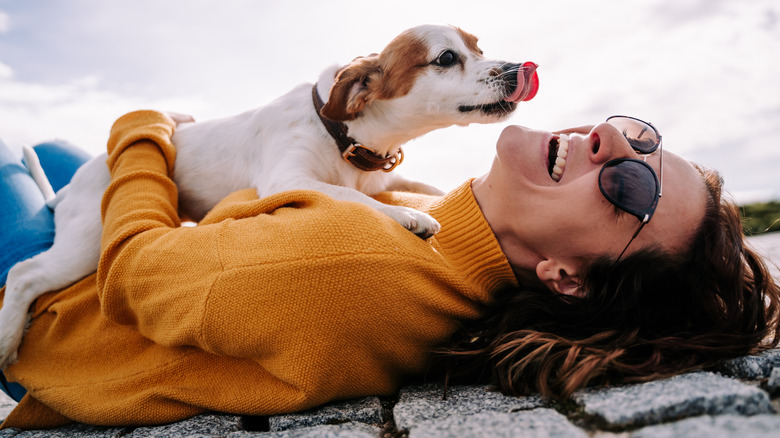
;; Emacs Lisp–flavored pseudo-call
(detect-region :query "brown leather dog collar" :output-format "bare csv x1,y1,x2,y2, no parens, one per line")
311,83,403,172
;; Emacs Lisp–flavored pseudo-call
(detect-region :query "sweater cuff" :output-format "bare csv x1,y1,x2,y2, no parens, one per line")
106,110,177,176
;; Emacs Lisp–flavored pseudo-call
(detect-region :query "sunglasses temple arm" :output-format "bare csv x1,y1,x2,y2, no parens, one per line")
658,142,663,197
616,220,648,262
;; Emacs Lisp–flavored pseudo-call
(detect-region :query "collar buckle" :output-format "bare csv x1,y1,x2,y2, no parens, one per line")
341,142,368,159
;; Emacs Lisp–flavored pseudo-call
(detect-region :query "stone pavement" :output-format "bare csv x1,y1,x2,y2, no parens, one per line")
1,233,779,437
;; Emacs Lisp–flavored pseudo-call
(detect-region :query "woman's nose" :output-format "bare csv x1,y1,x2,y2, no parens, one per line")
587,122,635,164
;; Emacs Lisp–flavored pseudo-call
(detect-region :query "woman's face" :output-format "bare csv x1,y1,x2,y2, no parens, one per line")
471,121,708,295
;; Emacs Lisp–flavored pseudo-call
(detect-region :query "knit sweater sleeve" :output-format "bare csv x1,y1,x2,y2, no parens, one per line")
96,110,218,347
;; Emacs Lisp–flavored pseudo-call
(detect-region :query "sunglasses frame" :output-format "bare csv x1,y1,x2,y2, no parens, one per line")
601,116,663,261
599,158,661,223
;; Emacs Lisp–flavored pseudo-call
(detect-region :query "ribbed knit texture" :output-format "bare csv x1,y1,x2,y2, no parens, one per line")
0,111,517,429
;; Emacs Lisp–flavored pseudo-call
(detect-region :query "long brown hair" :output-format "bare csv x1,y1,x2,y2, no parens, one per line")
436,165,780,399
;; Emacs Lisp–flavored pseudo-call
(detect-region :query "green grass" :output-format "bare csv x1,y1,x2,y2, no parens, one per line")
740,201,780,235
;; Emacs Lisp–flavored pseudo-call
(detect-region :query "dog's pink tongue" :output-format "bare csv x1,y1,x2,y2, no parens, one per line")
522,62,540,101
505,62,539,103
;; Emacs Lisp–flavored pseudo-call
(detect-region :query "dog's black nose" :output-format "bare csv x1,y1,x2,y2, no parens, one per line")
498,63,522,96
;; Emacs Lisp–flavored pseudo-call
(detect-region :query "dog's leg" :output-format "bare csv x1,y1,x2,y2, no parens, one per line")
0,249,95,368
267,179,441,238
0,159,107,369
383,174,445,196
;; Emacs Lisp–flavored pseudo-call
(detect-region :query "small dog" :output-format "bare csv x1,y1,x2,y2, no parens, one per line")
0,24,539,368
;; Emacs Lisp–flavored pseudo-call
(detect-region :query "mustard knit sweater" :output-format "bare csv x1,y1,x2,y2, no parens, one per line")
0,111,517,429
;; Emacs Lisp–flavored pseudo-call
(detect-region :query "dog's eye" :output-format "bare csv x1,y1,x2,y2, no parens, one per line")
435,50,458,67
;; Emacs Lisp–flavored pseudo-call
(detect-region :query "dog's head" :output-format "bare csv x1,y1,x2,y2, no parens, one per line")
320,24,538,127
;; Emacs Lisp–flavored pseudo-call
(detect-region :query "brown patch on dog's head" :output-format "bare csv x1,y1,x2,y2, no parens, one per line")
455,27,483,56
320,55,381,121
321,30,429,121
320,55,381,122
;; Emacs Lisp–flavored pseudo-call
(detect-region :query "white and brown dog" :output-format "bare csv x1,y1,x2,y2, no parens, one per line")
0,24,539,368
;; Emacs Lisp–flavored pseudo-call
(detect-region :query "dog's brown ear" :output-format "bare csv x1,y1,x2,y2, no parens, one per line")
321,55,381,122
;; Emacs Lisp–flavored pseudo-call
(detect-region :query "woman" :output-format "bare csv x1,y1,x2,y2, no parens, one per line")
0,111,777,429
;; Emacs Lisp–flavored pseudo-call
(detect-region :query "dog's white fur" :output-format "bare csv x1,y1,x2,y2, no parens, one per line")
0,24,530,368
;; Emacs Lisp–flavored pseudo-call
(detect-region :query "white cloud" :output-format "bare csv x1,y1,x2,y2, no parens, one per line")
0,62,11,80
0,74,206,159
0,11,9,34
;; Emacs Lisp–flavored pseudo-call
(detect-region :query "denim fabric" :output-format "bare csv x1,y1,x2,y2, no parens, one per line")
0,139,89,402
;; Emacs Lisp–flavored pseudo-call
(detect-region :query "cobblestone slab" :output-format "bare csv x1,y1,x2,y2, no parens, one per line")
631,414,780,438
12,424,128,437
126,413,242,437
574,371,773,428
768,368,780,394
268,396,381,431
227,421,381,437
393,383,545,430
408,408,588,438
716,348,780,379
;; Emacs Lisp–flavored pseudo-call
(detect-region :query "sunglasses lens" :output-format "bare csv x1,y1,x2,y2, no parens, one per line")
607,116,659,154
599,160,659,219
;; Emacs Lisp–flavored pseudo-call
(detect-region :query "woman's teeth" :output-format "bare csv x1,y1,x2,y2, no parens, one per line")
551,134,569,182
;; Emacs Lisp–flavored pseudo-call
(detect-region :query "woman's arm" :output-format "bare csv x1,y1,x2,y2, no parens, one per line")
96,110,222,347
95,111,440,355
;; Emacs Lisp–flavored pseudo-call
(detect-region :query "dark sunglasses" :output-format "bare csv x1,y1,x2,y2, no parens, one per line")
599,115,663,261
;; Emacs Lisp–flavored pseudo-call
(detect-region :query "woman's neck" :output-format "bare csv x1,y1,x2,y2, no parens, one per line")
470,176,544,289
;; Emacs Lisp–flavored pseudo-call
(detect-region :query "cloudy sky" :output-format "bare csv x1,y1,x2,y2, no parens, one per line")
1,0,778,204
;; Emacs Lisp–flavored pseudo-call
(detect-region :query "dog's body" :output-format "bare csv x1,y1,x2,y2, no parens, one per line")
0,24,539,368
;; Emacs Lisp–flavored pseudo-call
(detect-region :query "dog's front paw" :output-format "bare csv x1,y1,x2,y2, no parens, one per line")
380,205,441,239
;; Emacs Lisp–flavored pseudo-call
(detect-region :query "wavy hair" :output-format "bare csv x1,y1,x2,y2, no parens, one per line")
436,165,780,399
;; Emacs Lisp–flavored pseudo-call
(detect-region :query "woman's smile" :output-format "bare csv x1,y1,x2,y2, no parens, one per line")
548,134,571,182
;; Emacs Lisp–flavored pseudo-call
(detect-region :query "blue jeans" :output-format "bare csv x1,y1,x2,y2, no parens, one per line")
0,139,90,402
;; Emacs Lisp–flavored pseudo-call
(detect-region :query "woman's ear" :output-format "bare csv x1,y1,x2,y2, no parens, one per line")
321,55,381,122
535,259,582,296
